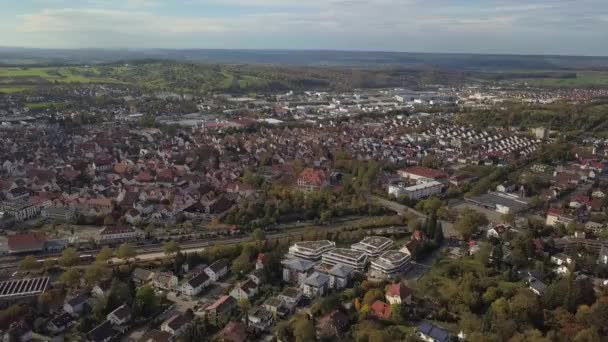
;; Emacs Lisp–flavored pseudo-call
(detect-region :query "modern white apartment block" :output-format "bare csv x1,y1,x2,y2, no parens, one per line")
288,240,336,261
388,181,443,200
321,248,368,273
351,236,393,259
369,250,412,279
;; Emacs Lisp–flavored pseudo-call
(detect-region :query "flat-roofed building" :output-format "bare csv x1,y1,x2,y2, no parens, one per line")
7,232,47,254
388,181,443,200
96,226,141,244
0,277,49,308
288,240,335,261
369,250,412,279
351,236,393,259
321,248,368,273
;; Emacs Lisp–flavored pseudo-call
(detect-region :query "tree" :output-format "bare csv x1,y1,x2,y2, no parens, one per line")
96,247,114,263
133,286,159,318
390,303,404,322
455,209,488,240
163,241,181,256
501,212,515,226
19,255,40,271
363,289,384,305
252,228,265,242
292,314,316,342
434,221,444,244
59,268,81,288
84,264,111,286
59,247,79,267
106,280,133,312
116,243,136,262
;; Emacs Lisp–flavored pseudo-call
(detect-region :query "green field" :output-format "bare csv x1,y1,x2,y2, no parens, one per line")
511,72,608,87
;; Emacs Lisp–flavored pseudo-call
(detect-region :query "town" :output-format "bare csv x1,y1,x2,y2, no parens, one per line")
1,63,608,342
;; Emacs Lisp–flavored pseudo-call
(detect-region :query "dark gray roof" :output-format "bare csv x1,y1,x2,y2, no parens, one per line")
50,313,73,329
186,272,210,288
417,321,450,342
132,268,154,282
283,258,315,272
304,272,330,288
207,259,228,273
88,321,119,342
109,304,131,321
66,293,88,307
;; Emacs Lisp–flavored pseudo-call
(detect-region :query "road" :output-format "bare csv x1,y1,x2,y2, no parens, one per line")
368,195,459,237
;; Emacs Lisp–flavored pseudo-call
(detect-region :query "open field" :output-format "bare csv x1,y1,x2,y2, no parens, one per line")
510,72,608,87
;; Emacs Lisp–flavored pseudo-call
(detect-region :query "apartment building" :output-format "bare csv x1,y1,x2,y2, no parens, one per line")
369,250,412,279
351,236,393,259
321,248,368,273
288,240,336,261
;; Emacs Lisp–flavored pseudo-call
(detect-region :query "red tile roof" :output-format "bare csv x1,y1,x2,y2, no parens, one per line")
400,166,447,180
8,232,47,252
298,168,327,187
386,283,413,300
370,300,391,319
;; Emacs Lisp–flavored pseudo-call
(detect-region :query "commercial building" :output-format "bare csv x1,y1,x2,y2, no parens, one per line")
397,166,448,183
288,240,336,261
321,248,368,273
351,236,393,258
388,181,443,200
0,277,49,308
369,250,412,279
7,232,47,254
465,191,529,214
96,226,141,244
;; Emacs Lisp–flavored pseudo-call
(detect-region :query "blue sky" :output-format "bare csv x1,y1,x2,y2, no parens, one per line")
1,0,607,55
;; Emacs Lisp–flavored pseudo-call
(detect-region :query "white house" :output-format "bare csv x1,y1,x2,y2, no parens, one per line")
204,259,229,282
230,279,259,301
107,304,131,326
180,272,210,297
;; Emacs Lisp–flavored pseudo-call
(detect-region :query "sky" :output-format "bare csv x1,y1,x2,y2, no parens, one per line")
1,0,607,55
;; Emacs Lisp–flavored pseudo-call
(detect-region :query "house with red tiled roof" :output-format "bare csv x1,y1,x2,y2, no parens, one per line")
297,168,328,192
205,295,237,325
216,321,248,342
370,300,391,320
385,283,413,305
546,208,575,227
255,253,268,270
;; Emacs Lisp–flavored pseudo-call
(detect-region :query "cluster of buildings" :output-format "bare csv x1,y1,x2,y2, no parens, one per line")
282,236,412,298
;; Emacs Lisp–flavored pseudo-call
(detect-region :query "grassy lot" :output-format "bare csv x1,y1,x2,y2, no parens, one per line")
0,86,32,93
25,102,64,110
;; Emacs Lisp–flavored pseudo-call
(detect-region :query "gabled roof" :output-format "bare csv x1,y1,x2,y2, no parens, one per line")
386,283,413,299
163,313,188,331
417,321,450,342
216,321,247,342
66,293,89,307
304,272,330,288
109,304,131,321
370,300,391,319
186,272,210,288
328,263,353,278
207,259,228,273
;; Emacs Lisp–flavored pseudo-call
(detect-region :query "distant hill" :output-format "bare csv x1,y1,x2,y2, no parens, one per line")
1,48,608,71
